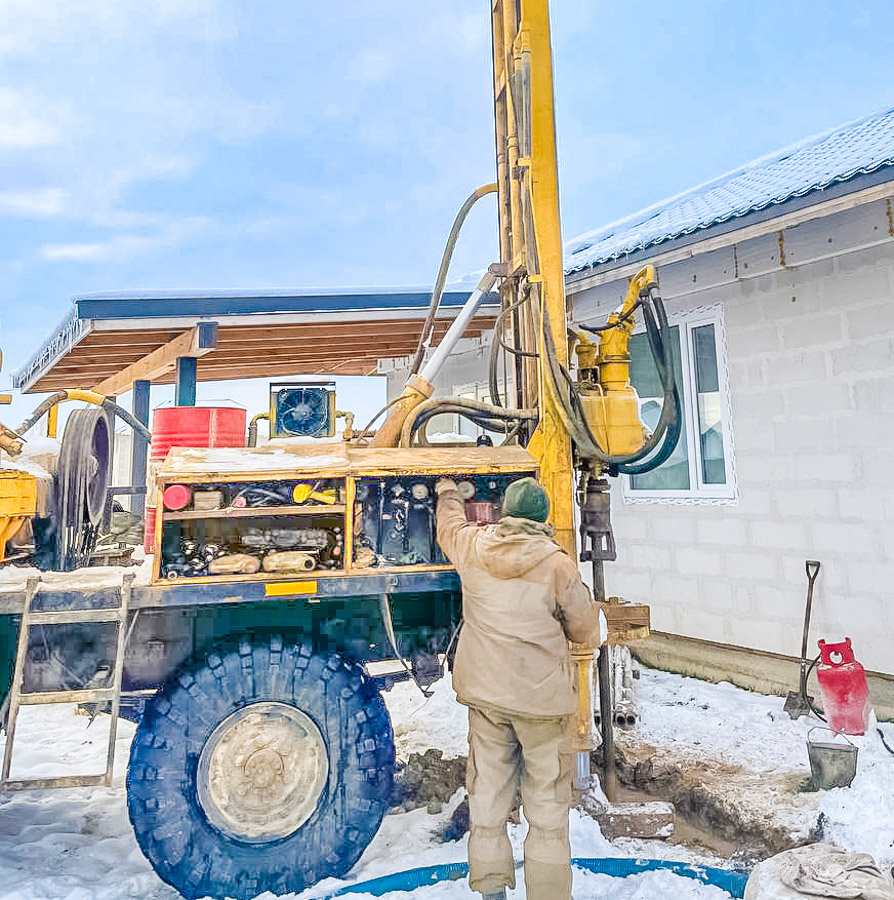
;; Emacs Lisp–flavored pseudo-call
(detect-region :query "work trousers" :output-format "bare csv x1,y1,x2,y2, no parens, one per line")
466,705,573,900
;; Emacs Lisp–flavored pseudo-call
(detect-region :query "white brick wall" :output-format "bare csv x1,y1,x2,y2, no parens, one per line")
593,231,894,674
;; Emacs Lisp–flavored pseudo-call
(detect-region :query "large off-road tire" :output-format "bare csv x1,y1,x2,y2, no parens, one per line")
126,636,394,900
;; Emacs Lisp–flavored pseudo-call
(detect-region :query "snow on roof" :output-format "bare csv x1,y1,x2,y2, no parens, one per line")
565,105,894,273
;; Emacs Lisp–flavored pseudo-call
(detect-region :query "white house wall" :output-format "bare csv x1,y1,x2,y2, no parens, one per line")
570,196,894,676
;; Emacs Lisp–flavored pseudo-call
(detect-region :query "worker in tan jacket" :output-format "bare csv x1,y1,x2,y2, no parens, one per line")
435,476,600,900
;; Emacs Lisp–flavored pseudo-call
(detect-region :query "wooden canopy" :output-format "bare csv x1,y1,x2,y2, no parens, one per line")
14,288,498,394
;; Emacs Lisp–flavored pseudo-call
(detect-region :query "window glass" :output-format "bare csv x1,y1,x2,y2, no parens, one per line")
692,323,726,485
628,326,690,491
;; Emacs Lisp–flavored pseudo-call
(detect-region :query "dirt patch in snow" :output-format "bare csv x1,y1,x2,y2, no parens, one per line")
608,740,819,863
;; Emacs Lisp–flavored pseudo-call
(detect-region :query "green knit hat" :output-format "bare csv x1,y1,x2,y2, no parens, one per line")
501,476,550,522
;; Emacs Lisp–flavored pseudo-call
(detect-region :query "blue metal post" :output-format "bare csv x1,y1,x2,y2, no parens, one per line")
175,357,197,407
131,380,150,511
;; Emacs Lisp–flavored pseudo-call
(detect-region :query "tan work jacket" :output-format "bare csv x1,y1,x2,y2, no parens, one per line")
436,489,600,718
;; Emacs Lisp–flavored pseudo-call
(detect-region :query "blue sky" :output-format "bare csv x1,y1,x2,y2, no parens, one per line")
3,0,894,424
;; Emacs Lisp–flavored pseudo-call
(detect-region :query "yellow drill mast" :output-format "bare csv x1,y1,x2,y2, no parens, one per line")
490,0,575,557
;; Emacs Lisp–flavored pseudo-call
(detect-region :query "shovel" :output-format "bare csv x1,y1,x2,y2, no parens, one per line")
784,560,821,719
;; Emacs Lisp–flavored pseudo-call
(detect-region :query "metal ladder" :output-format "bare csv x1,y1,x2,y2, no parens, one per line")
1,572,134,791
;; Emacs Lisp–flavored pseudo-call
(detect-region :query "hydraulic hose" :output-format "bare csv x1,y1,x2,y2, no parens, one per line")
399,396,537,447
409,183,498,376
16,390,152,440
488,290,538,412
539,280,681,474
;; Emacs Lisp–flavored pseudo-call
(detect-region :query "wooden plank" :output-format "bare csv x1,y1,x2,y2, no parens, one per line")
604,596,650,644
91,328,216,395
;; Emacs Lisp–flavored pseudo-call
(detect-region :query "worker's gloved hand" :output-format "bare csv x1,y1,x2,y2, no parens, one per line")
435,478,458,496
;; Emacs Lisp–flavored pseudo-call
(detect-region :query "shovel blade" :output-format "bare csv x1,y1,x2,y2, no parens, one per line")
783,691,813,719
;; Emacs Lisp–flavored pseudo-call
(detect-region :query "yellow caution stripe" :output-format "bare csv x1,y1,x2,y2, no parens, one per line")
264,581,318,598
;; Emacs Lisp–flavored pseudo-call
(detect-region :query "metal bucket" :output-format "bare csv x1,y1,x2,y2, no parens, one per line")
806,730,857,790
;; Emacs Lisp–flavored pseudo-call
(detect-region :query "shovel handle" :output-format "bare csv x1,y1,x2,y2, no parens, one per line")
799,561,821,691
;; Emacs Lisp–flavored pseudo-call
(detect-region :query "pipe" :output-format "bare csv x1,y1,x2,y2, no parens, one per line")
16,390,151,440
326,859,749,898
417,270,498,385
409,183,498,376
369,271,498,449
247,412,269,447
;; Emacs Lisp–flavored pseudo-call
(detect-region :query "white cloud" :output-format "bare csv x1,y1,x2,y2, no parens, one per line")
0,88,69,148
0,0,233,57
39,216,214,263
0,188,69,217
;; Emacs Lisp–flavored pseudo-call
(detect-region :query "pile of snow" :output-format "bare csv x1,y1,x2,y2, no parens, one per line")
625,667,894,862
2,666,892,899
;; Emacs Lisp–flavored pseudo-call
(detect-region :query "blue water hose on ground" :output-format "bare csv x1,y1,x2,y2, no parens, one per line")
327,857,749,897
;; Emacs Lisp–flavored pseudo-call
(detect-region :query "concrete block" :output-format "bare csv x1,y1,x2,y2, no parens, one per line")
834,246,894,283
786,453,857,483
848,301,894,341
766,351,828,386
836,412,894,450
735,487,772,516
780,314,843,350
732,388,786,420
728,324,780,357
811,521,878,556
846,563,892,597
853,375,894,412
831,338,894,377
774,488,838,518
737,453,791,484
698,579,735,611
615,514,650,541
674,546,723,576
696,517,747,546
772,418,836,453
730,420,773,454
750,519,809,551
861,450,894,486
620,543,671,570
723,550,778,581
652,516,696,544
784,382,852,418
723,297,766,328
837,488,890,521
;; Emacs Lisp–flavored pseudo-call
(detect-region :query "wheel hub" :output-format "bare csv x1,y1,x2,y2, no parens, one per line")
197,701,329,842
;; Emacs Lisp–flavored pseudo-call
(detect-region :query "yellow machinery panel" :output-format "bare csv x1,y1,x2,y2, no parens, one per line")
0,471,38,561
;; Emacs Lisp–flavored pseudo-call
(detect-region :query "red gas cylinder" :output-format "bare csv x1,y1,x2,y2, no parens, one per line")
816,638,871,735
150,406,247,459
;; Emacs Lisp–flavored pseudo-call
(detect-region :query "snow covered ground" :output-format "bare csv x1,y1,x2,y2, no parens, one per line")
0,668,891,900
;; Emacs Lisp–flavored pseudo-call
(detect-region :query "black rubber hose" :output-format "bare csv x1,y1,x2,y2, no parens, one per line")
410,184,498,376
102,399,151,439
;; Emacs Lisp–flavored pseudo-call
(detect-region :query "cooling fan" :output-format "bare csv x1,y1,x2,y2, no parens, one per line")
270,382,336,438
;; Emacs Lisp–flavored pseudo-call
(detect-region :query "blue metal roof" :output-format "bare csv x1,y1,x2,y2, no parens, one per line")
565,105,894,274
69,286,485,319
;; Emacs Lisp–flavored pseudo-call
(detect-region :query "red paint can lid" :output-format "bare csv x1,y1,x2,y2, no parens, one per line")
163,484,191,510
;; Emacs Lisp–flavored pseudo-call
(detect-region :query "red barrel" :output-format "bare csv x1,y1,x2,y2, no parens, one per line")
816,638,871,735
150,406,247,460
145,407,247,552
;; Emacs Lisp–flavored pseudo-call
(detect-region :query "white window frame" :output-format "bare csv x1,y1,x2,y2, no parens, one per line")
622,303,738,505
